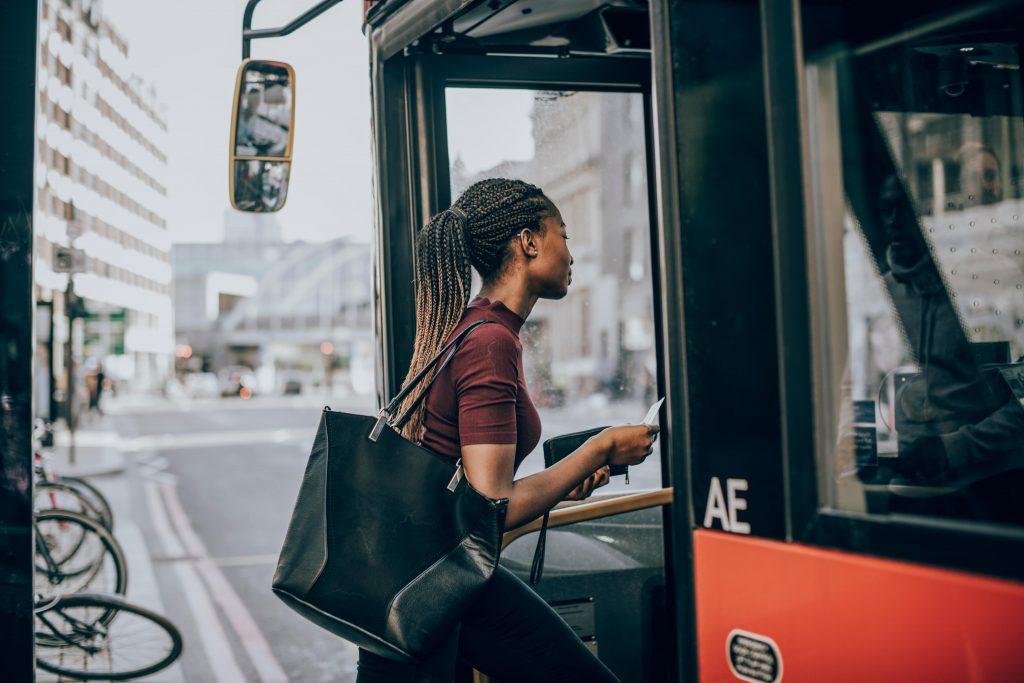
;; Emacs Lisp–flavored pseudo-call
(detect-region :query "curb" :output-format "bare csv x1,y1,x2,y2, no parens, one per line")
59,450,127,478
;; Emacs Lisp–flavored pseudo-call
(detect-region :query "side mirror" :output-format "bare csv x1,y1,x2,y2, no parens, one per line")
229,59,295,212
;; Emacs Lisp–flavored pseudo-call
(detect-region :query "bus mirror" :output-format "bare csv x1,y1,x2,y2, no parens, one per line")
232,159,290,213
229,59,295,212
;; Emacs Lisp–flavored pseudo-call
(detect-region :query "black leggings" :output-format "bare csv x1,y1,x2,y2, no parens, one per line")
355,565,620,682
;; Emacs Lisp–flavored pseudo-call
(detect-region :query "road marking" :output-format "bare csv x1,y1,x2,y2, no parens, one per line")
144,480,185,558
125,428,310,451
144,481,247,683
160,482,289,683
211,553,280,568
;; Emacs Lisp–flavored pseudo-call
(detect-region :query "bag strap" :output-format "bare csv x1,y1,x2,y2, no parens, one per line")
369,319,497,441
529,511,550,586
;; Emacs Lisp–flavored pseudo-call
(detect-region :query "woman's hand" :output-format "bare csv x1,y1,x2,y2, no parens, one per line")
563,465,611,501
595,424,659,468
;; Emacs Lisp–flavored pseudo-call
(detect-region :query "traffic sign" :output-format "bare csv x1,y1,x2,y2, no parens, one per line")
53,246,87,273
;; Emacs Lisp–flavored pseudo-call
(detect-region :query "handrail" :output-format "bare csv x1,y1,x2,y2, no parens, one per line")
502,487,673,548
242,0,346,59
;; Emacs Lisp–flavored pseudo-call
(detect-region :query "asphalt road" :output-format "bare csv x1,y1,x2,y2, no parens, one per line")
107,392,664,682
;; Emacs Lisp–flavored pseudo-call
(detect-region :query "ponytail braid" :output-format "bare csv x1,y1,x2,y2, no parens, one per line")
395,178,553,442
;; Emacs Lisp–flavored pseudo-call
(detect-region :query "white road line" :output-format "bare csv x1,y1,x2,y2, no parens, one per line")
160,482,289,683
144,481,248,683
143,480,185,559
175,563,249,683
210,553,281,568
125,428,310,451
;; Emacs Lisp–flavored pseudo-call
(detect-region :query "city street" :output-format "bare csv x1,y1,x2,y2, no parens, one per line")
91,392,663,682
105,393,372,682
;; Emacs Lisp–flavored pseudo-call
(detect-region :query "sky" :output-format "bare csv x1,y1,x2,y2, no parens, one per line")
101,1,537,245
446,88,535,174
103,0,372,244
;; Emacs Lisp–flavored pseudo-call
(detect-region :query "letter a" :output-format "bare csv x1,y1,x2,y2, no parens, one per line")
703,477,731,531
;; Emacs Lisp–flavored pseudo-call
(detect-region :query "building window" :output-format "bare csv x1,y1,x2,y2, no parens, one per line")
56,17,72,42
56,62,71,86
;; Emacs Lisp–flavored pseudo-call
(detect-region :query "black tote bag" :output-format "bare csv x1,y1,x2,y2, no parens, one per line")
272,319,509,663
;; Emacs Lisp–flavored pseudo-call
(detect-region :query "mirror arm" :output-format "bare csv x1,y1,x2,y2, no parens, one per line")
242,0,346,59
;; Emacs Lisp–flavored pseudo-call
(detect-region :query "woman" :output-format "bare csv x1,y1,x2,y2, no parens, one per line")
356,178,659,682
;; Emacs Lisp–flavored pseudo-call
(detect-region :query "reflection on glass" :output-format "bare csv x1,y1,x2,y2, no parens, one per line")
805,21,1024,527
446,88,660,492
233,159,290,213
234,62,292,158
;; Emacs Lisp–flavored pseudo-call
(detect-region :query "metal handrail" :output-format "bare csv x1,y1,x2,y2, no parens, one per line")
242,0,346,59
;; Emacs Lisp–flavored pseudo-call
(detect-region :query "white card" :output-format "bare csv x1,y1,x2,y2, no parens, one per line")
643,397,665,425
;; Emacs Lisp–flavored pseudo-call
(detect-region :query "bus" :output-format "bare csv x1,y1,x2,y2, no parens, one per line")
3,0,1024,681
231,0,1024,681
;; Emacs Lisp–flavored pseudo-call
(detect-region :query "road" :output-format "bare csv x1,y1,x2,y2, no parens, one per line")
105,392,664,682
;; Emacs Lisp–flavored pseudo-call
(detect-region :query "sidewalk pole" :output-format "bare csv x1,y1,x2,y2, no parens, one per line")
66,282,76,465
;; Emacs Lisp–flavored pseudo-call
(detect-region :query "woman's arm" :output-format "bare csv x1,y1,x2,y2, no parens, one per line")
461,436,609,531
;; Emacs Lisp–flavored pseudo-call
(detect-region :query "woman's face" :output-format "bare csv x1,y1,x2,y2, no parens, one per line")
528,206,573,299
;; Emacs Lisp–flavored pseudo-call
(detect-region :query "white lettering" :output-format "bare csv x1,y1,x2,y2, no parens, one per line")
702,477,730,530
726,478,751,534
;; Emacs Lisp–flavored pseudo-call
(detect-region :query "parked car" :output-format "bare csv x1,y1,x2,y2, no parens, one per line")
184,372,219,399
218,366,258,398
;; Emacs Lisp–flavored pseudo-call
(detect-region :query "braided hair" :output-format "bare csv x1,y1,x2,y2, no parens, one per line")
395,178,554,442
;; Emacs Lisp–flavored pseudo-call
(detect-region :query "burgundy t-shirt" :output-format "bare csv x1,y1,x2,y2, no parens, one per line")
417,295,542,472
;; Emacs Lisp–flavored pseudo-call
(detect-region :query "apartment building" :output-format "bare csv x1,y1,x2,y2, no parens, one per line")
34,0,173,398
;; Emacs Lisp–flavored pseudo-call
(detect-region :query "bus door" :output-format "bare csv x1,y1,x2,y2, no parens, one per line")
366,12,683,678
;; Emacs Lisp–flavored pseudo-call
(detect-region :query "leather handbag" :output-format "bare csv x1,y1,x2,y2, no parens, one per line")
272,319,509,663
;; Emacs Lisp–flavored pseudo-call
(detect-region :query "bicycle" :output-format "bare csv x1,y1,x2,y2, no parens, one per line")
34,450,115,531
35,509,128,615
35,592,183,680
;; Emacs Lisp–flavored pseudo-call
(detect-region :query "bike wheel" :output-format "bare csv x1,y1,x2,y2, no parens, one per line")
34,482,105,529
60,475,114,531
35,592,183,681
34,510,127,613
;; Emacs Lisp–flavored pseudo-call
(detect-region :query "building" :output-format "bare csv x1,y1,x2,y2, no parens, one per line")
173,211,374,396
34,0,173,406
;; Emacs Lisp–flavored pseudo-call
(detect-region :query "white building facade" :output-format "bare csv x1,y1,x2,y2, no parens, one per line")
35,0,173,395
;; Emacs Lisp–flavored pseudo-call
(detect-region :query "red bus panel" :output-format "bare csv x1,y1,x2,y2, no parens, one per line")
694,530,1024,682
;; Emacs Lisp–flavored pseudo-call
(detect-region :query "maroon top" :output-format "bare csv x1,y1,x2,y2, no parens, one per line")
417,295,542,472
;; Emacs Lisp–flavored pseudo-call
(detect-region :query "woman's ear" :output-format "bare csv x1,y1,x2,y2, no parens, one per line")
520,228,539,258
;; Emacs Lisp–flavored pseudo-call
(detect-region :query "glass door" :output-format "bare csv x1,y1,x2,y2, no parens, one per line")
440,80,673,682
445,86,663,493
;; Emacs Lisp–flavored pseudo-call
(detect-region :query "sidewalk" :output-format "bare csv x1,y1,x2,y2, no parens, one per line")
48,412,126,478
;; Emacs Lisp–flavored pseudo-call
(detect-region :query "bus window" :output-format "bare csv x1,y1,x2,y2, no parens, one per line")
446,88,662,492
803,17,1024,527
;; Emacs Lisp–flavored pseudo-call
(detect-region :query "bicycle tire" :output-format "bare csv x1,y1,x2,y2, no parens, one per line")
34,510,127,624
60,475,114,531
35,592,183,681
34,482,105,531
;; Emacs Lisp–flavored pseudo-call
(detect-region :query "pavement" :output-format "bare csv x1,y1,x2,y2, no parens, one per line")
48,413,126,477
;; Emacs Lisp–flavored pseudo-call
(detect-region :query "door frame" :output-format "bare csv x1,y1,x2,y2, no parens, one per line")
368,44,696,682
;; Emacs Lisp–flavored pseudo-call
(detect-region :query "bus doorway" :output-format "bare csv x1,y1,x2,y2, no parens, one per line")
363,6,683,682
